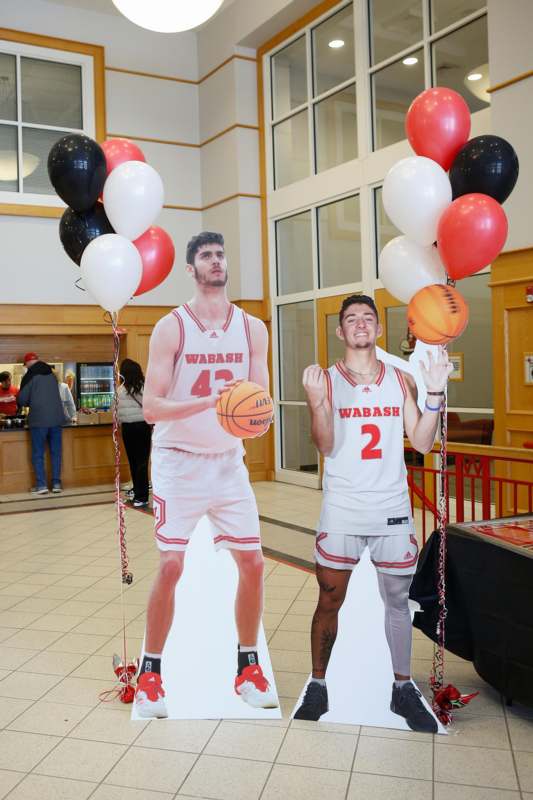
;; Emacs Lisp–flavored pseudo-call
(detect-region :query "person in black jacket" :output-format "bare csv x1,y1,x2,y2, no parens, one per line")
17,352,65,495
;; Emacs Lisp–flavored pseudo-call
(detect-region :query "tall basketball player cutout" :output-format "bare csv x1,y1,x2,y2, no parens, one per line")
133,232,280,720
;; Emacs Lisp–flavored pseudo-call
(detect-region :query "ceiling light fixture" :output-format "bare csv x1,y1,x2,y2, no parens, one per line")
111,0,224,33
0,151,39,182
402,56,418,66
328,39,345,49
467,72,483,81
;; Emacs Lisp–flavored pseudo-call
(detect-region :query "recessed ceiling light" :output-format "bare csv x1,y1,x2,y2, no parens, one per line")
467,72,483,81
402,56,418,66
328,39,345,49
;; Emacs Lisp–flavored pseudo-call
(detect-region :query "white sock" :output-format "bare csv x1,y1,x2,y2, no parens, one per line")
239,645,257,652
311,678,327,687
394,679,412,688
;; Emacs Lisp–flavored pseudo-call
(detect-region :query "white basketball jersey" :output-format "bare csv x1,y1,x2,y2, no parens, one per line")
153,303,251,453
319,360,414,536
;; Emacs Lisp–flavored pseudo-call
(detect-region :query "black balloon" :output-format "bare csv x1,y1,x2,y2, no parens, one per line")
48,134,107,212
450,135,519,204
60,204,114,266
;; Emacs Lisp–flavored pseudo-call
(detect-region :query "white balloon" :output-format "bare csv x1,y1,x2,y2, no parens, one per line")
379,236,447,304
103,160,164,241
81,234,142,313
383,156,452,246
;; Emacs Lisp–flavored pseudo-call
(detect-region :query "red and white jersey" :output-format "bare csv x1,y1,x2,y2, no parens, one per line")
319,360,414,536
153,302,252,453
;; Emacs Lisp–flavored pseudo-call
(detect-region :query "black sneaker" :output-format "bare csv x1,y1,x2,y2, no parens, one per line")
294,681,328,721
390,682,438,733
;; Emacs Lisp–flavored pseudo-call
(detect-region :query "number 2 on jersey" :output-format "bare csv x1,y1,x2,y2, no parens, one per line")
361,423,382,460
190,369,234,398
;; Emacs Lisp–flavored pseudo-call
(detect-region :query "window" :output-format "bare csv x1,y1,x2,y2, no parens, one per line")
368,0,488,150
318,195,361,287
374,185,400,276
270,2,357,188
0,35,101,210
276,211,313,295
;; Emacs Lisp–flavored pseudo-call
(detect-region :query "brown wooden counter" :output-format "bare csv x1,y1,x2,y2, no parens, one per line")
0,423,128,493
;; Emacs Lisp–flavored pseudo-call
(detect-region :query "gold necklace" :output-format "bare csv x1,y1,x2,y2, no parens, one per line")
343,361,380,383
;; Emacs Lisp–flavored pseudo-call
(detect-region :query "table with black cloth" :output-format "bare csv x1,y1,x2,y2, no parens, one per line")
410,516,533,708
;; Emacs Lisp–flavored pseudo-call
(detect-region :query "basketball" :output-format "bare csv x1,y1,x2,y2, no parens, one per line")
216,380,274,439
407,283,469,345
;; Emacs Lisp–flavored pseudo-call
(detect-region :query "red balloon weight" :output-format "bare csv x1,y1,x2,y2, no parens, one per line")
101,138,146,175
406,88,471,171
437,193,508,280
133,227,175,296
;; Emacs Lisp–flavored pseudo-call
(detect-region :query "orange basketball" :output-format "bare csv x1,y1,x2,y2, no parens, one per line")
216,381,274,439
407,284,469,345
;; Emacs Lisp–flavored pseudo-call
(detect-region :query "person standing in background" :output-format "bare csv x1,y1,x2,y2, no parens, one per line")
52,368,77,424
118,358,152,508
0,372,19,417
17,352,65,495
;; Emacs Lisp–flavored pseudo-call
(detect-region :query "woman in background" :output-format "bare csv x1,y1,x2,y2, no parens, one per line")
118,359,152,508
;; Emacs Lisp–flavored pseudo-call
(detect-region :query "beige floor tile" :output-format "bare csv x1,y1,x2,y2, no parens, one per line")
270,649,311,673
6,774,97,800
289,601,318,615
36,738,127,782
1,629,63,650
438,715,510,749
0,597,26,611
515,750,533,792
291,718,360,734
104,747,197,794
0,730,60,772
10,598,63,614
278,614,313,633
434,744,518,790
134,718,218,752
506,712,533,751
7,700,93,736
204,720,284,761
42,676,113,707
53,600,108,616
0,698,34,729
95,637,143,658
18,651,87,677
354,736,432,781
0,769,24,799
262,763,349,800
27,615,84,633
90,786,174,800
0,585,40,598
265,574,308,588
434,783,520,799
277,728,357,770
359,724,431,742
179,754,270,800
263,598,293,614
0,671,62,700
274,671,308,698
0,611,43,629
69,707,148,744
0,628,19,643
348,773,432,800
269,630,312,653
264,586,301,601
71,618,124,636
1,648,39,670
47,632,110,654
34,586,82,600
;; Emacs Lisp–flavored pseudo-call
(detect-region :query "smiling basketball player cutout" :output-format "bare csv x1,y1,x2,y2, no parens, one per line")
135,231,277,719
295,294,453,732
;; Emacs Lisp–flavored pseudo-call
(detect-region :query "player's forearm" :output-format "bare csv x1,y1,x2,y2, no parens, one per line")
143,395,213,423
309,402,334,456
411,407,441,454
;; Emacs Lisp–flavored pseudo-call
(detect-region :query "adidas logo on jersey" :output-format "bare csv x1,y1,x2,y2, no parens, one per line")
185,352,244,364
338,406,400,418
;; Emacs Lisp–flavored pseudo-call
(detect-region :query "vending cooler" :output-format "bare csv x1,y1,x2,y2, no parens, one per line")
76,363,114,410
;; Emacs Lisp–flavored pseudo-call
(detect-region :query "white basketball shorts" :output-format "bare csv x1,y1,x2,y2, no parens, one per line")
151,446,261,552
315,531,419,575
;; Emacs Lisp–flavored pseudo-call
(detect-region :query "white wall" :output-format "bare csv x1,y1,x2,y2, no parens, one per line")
0,0,201,307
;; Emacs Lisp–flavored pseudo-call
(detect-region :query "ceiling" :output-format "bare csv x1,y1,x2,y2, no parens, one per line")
43,0,236,23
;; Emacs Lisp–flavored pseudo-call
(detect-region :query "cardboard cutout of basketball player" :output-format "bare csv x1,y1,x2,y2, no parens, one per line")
293,294,452,732
133,231,280,720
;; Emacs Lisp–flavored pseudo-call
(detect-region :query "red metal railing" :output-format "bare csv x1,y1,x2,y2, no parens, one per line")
405,442,533,545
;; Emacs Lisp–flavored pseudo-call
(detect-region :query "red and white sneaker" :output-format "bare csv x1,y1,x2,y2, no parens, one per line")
135,672,168,718
235,665,278,709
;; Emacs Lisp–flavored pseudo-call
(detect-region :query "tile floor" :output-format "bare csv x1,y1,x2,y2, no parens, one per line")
0,483,531,800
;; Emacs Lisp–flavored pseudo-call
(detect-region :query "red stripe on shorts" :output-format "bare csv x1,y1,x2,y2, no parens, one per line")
315,532,359,566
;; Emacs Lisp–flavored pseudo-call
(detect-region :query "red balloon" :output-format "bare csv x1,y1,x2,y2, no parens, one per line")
101,138,146,175
406,88,471,171
437,193,508,280
133,227,175,296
